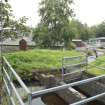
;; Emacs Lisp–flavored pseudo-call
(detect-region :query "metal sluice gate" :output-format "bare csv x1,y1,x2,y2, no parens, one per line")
1,56,105,105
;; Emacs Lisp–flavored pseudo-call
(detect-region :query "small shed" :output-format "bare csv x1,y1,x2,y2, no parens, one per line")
19,39,27,50
72,39,86,47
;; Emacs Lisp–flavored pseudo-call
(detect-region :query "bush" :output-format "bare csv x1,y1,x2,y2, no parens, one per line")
66,42,76,50
87,51,94,56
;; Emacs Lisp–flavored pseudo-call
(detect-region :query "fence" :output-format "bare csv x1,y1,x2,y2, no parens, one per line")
2,56,31,105
0,44,36,53
2,56,105,105
61,55,87,81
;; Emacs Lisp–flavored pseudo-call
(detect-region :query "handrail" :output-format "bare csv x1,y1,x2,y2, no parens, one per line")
61,55,87,81
71,92,105,105
2,55,105,105
63,62,86,68
3,78,16,105
3,56,30,94
62,55,85,60
89,64,105,70
32,74,105,97
3,67,25,105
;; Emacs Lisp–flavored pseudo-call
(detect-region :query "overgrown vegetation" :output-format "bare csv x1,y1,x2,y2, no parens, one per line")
5,49,81,73
87,55,105,75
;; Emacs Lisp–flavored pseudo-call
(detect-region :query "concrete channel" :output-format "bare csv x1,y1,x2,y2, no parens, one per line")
17,50,104,105
28,52,105,105
38,72,105,105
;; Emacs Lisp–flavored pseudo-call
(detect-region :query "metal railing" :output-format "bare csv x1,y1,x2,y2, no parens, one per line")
2,56,105,105
61,55,87,80
31,74,105,105
2,56,31,105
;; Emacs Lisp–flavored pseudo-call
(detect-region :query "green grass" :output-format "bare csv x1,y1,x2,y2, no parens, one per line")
87,55,105,75
5,49,81,73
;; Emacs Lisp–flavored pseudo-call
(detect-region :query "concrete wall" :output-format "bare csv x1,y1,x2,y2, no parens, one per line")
40,73,86,104
1,45,36,53
56,82,86,104
75,75,105,103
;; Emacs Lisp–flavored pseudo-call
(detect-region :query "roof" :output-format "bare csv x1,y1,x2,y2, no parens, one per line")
0,37,35,46
72,39,82,42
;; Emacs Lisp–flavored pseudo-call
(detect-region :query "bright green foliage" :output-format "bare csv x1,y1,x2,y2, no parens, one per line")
5,49,80,73
87,55,105,75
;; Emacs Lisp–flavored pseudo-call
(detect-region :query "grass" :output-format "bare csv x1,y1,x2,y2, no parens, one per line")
87,55,105,75
5,49,81,73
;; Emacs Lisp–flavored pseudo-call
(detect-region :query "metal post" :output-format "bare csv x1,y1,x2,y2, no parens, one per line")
61,58,64,81
0,0,4,104
86,48,88,71
28,93,32,105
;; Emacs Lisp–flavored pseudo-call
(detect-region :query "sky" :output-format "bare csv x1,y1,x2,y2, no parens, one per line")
9,0,105,27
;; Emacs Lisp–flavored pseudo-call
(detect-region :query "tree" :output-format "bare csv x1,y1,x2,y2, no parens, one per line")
69,19,94,40
0,1,30,40
33,0,74,48
5,17,31,39
15,16,31,37
95,21,105,37
0,1,13,40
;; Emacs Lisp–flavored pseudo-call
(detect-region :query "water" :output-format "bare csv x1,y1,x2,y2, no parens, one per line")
41,93,68,105
17,86,45,105
88,51,104,63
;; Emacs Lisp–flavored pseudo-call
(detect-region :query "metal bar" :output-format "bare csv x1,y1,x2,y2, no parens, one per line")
3,77,10,96
63,55,85,60
89,64,105,70
3,56,30,94
32,74,105,97
3,67,25,105
3,78,16,105
63,62,86,68
28,93,32,105
63,70,84,76
61,57,64,81
71,92,105,105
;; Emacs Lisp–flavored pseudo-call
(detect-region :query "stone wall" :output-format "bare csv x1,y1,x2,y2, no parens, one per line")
40,73,86,104
75,74,105,103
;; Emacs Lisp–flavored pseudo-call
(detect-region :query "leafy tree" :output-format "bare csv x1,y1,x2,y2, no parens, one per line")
15,16,31,37
69,19,94,40
33,0,74,48
5,17,31,39
0,1,30,40
33,24,50,47
0,1,13,40
95,21,105,37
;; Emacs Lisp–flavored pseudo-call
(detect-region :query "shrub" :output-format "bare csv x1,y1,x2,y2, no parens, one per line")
66,42,76,50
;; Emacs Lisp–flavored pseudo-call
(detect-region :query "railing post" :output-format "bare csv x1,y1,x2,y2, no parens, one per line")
28,93,32,105
5,58,13,105
9,72,13,105
61,58,64,81
86,48,88,71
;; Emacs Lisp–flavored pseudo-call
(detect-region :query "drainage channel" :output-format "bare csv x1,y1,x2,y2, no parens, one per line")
41,88,105,105
73,86,105,105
